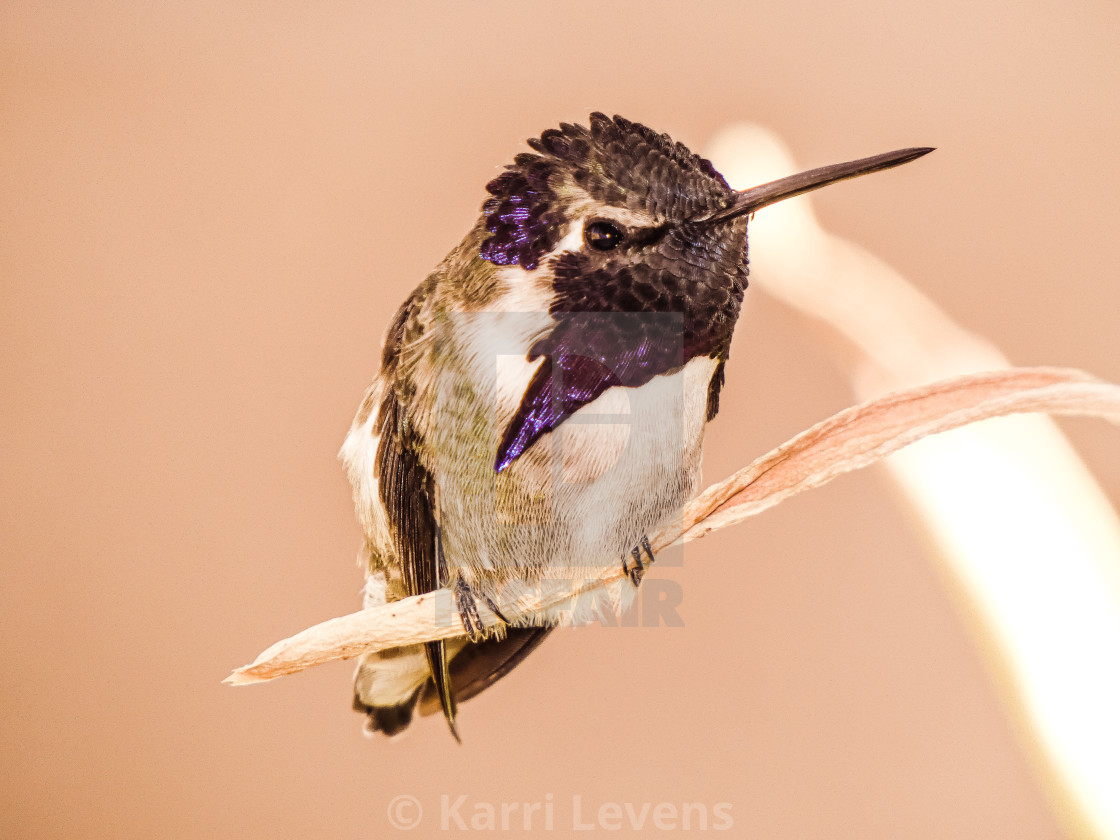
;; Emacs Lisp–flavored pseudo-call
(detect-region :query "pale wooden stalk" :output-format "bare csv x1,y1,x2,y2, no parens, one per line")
226,367,1120,685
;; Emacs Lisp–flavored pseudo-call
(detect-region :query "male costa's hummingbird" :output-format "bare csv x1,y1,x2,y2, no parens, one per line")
340,113,931,740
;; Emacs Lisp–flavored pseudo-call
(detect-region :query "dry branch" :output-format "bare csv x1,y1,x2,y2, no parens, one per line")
226,366,1120,686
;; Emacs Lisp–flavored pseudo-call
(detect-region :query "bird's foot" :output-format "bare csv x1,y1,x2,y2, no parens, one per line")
453,578,509,642
622,535,656,587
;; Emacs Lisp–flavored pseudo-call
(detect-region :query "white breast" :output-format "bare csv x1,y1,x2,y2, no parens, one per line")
530,354,717,566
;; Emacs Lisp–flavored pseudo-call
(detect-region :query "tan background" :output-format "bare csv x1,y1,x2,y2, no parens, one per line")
3,2,1119,838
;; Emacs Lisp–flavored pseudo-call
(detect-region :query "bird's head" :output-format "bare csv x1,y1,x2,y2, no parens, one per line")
477,112,930,341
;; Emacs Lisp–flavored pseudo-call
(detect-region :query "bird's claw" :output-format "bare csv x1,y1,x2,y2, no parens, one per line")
454,578,509,642
622,535,656,587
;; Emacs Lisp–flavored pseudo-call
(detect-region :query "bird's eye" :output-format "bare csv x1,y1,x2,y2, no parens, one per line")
585,221,624,251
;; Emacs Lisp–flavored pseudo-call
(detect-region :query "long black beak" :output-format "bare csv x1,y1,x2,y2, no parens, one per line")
699,147,934,225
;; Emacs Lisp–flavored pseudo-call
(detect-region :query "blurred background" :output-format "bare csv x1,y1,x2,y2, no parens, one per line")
3,2,1118,837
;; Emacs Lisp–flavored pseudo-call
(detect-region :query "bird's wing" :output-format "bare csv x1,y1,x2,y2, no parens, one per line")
371,281,572,737
417,626,556,716
371,285,460,737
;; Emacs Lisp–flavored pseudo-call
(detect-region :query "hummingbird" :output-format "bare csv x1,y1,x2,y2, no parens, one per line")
340,113,931,740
